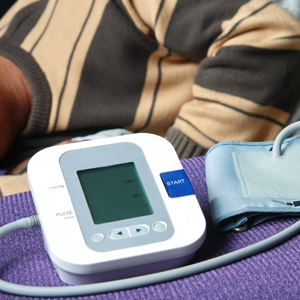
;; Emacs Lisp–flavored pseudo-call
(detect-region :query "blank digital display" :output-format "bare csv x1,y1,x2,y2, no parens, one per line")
77,162,153,224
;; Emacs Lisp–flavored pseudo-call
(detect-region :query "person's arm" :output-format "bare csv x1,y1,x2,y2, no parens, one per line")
0,0,300,161
0,55,32,160
160,0,300,158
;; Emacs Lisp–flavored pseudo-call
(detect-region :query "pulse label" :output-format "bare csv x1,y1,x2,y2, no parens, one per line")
56,211,73,217
49,185,65,190
56,211,75,220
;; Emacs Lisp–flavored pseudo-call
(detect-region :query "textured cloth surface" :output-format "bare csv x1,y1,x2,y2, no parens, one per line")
0,156,300,299
206,137,300,231
234,143,300,199
0,170,7,176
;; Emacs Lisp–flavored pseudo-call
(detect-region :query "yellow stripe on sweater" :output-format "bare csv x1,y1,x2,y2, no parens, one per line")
208,0,300,57
127,50,198,136
21,0,97,133
193,85,289,125
131,0,163,30
121,0,154,36
176,86,288,147
55,0,109,131
155,0,178,44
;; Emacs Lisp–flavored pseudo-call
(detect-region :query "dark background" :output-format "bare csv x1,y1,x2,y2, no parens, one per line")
0,0,17,19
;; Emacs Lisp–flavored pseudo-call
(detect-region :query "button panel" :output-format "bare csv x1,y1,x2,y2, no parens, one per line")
108,224,160,240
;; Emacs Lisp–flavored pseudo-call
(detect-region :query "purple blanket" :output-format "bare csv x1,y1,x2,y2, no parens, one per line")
0,156,299,299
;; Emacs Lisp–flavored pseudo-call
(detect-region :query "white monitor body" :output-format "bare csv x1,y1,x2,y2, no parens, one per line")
27,133,206,285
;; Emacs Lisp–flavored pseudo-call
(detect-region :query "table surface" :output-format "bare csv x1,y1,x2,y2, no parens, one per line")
0,156,299,300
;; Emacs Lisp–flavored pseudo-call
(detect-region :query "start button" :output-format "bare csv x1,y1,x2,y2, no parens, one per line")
160,169,195,198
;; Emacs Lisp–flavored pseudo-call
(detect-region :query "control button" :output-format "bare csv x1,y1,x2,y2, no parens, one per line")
152,221,167,232
129,225,150,237
109,228,130,240
160,169,195,198
91,233,104,242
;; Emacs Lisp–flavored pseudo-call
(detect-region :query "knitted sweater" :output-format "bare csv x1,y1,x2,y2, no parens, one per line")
0,0,300,195
1,0,300,157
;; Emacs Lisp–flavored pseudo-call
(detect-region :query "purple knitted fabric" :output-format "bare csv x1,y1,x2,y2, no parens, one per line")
0,156,299,299
0,169,8,176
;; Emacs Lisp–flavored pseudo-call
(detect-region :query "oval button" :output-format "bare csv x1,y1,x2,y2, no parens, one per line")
91,233,104,242
109,228,130,240
152,221,167,232
129,225,150,237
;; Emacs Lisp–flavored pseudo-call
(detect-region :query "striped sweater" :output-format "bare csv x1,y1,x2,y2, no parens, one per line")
0,0,300,195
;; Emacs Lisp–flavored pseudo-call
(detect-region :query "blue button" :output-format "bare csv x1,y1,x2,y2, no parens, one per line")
160,169,195,198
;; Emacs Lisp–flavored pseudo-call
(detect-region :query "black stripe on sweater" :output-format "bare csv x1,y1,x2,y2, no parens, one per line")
53,0,96,131
214,2,273,43
177,116,218,144
30,0,58,53
195,96,285,127
113,0,153,34
135,48,172,133
2,0,49,47
195,45,300,112
154,0,165,27
276,35,300,40
164,0,248,60
68,0,158,130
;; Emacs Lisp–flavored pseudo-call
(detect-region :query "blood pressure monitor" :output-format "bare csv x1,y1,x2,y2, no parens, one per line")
27,133,206,285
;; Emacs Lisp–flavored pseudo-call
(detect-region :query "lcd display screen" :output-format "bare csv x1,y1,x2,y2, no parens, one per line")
77,162,153,224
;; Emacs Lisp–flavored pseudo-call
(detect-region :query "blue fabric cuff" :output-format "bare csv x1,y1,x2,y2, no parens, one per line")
205,135,300,231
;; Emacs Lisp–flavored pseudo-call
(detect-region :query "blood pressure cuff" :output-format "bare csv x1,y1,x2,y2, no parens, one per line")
205,135,300,232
